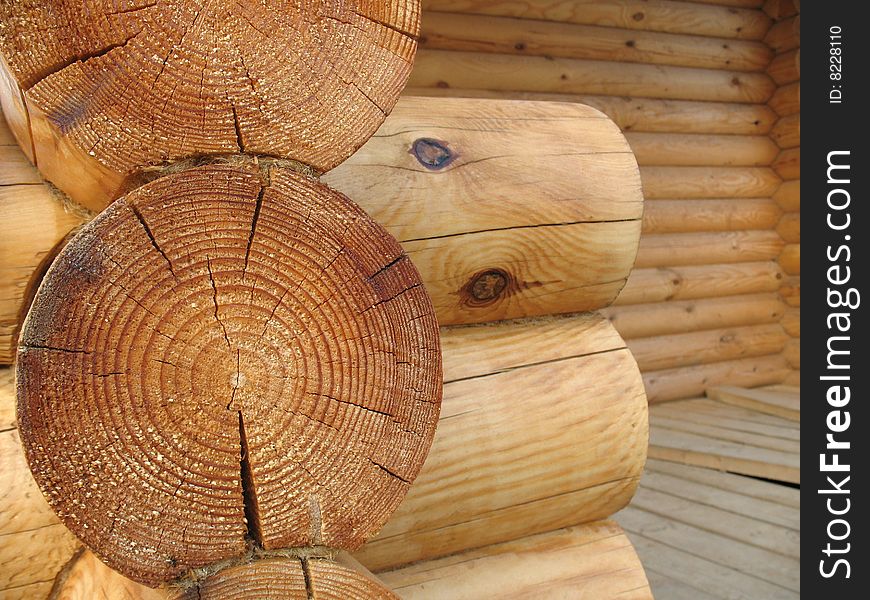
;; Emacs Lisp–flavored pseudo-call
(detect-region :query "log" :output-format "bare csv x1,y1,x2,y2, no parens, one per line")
783,338,800,369
628,323,789,371
634,231,784,268
602,293,786,340
783,370,800,386
774,179,800,211
406,87,779,134
0,1,421,211
771,113,800,149
642,198,782,234
781,307,800,337
763,0,799,20
768,48,800,85
409,50,776,103
780,275,800,307
769,81,800,116
420,12,772,71
626,133,780,166
16,161,442,587
774,147,800,180
325,96,643,324
640,167,781,199
643,355,791,403
379,520,653,598
614,262,784,306
354,313,648,572
777,212,800,243
779,243,800,275
422,0,771,39
765,15,800,53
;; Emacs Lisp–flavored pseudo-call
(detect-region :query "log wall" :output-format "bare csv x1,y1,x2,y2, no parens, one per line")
414,0,797,401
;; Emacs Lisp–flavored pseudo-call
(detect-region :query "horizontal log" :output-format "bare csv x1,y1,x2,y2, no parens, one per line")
774,147,800,180
0,147,40,185
768,48,799,85
420,12,772,71
779,243,800,275
626,132,779,166
354,313,647,571
409,50,776,103
643,198,782,233
780,275,800,307
635,231,783,268
422,0,771,39
379,520,652,598
769,81,799,116
783,369,800,386
614,261,784,306
763,0,798,20
643,355,791,403
405,87,778,134
765,14,800,53
326,96,642,324
783,338,800,369
693,0,765,6
628,323,789,371
602,293,786,340
774,179,800,211
641,166,781,199
771,112,800,148
781,307,800,337
777,212,800,242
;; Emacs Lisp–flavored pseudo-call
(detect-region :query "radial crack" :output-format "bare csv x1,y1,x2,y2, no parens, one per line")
301,558,315,600
238,411,263,547
206,256,231,350
370,459,411,484
244,186,265,277
131,204,176,278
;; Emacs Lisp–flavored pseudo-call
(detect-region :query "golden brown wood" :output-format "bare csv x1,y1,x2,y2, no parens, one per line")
781,307,800,337
627,133,779,166
769,81,800,116
779,243,800,275
422,0,771,39
380,520,653,599
16,161,441,586
325,96,643,324
0,1,420,211
354,313,648,572
777,212,800,243
775,179,800,211
641,166,781,199
780,275,800,307
53,550,164,600
635,231,784,268
603,293,786,340
771,113,800,149
420,12,772,71
707,386,799,421
406,87,778,134
783,370,800,386
764,15,800,53
768,48,800,85
409,50,776,103
642,198,782,234
783,338,800,369
763,0,798,19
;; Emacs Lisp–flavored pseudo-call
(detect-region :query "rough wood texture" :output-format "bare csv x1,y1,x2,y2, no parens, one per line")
380,520,653,598
410,50,775,103
422,0,771,39
16,161,442,586
420,11,772,71
325,96,643,324
0,1,420,211
354,313,648,572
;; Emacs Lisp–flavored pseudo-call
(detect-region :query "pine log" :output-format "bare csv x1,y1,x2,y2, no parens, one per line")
642,198,782,233
781,307,800,337
783,338,800,369
614,262,784,306
628,324,789,371
354,313,648,572
602,293,786,339
635,231,784,268
422,0,771,39
768,48,800,85
774,147,800,180
780,275,800,307
763,0,799,20
644,355,791,403
777,212,800,242
16,161,442,587
783,369,800,386
0,1,420,211
420,12,772,71
640,167,781,199
409,50,776,103
626,133,779,166
769,81,800,116
379,520,653,598
325,96,643,324
774,179,800,211
406,87,778,134
765,15,800,53
779,243,800,275
771,113,800,149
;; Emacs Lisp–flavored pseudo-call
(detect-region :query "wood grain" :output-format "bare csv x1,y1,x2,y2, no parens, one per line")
627,133,779,166
635,231,783,268
769,81,800,116
0,1,421,210
708,385,800,421
642,198,782,234
640,166,781,199
16,161,442,586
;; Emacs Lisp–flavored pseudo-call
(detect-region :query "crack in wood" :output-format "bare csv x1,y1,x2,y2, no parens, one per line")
131,203,176,278
300,558,315,600
238,411,263,547
244,186,265,277
369,459,410,484
206,256,231,350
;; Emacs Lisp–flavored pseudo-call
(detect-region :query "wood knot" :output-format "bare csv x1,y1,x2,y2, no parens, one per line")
411,138,456,170
463,269,511,307
632,12,645,21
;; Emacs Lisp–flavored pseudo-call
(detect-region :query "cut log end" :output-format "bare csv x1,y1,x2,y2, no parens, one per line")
15,160,441,587
0,0,421,211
